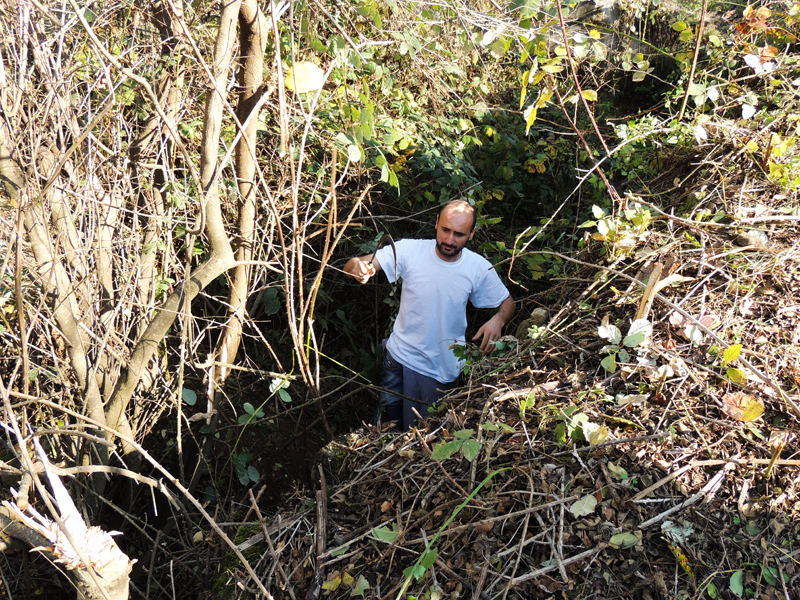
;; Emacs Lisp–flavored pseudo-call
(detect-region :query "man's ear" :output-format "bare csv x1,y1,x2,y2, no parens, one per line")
468,227,476,241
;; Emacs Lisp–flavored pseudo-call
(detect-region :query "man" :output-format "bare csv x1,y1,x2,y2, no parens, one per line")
344,200,515,431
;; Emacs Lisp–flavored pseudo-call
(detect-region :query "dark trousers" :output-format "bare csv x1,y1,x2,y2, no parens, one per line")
375,344,458,431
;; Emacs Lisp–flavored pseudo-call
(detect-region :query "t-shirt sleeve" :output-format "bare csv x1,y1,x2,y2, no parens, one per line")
470,264,510,308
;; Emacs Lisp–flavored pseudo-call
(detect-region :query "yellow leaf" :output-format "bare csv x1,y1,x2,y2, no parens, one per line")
536,88,553,108
322,574,342,591
590,29,601,39
582,90,598,102
525,106,538,135
587,425,609,445
727,367,746,385
541,64,564,74
520,69,529,109
741,398,764,422
723,344,742,364
284,61,325,93
342,572,355,587
746,139,759,152
554,45,567,56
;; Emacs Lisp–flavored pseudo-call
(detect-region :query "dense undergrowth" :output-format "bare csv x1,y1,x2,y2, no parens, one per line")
2,0,800,598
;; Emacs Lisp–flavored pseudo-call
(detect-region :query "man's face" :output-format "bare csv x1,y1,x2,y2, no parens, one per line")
435,207,475,261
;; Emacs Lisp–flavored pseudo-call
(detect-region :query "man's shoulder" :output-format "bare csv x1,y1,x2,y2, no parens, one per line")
461,247,493,269
397,238,432,247
396,238,433,254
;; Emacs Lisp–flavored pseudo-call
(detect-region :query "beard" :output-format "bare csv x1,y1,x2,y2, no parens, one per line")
436,240,464,257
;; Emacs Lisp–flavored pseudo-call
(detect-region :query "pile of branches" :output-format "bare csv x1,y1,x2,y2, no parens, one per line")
226,165,800,599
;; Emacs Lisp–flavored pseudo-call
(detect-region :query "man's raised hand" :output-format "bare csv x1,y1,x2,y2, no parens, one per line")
344,256,379,284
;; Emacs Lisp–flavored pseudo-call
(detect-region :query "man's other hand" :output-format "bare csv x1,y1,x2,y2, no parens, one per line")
473,296,515,352
344,256,378,283
473,316,504,352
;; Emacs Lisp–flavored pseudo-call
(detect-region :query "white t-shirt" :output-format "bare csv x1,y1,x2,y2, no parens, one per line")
375,239,510,383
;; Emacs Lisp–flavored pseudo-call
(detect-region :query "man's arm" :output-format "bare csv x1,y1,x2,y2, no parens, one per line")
472,295,515,352
344,255,382,284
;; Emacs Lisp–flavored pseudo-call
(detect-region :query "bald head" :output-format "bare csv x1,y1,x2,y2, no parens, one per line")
439,200,476,232
434,199,476,261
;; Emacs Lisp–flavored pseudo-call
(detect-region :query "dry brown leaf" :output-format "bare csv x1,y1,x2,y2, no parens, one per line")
721,391,764,421
669,312,719,332
475,521,494,534
380,500,394,513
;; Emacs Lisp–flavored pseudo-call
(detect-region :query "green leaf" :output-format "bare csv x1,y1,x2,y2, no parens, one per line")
350,574,370,597
672,21,687,31
661,520,694,544
402,564,426,581
247,465,259,482
454,429,474,440
278,389,292,403
592,205,605,218
761,565,779,587
730,570,744,597
554,421,567,446
601,353,617,373
431,441,460,460
724,344,742,364
623,331,645,348
387,168,400,190
496,422,516,434
420,547,438,570
347,144,362,163
598,324,622,345
685,325,703,344
707,582,718,598
608,462,628,479
182,388,197,406
570,494,598,517
371,524,400,543
243,402,255,414
461,439,481,461
624,318,652,346
262,288,280,316
609,532,639,549
748,423,765,439
687,82,705,96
